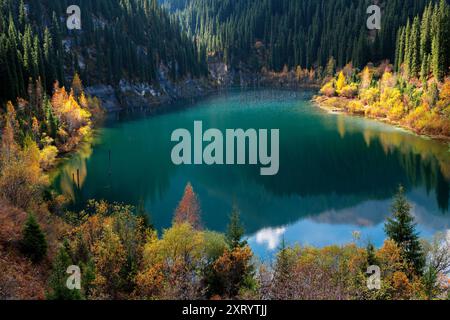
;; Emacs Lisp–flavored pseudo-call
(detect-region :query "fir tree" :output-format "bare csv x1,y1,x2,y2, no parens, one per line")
21,213,48,263
226,205,247,249
384,186,425,275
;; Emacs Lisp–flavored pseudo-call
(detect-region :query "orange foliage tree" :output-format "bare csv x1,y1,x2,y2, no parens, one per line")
173,183,202,229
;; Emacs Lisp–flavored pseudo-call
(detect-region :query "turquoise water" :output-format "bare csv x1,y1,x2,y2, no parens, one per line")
53,89,450,259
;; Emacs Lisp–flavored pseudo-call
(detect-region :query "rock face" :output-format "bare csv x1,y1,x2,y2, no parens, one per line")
86,57,319,113
87,64,215,112
85,85,121,112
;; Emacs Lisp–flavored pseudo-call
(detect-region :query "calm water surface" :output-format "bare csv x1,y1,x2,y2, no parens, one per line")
53,89,450,259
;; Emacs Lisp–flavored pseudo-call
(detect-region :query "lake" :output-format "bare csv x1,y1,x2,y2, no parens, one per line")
53,89,450,259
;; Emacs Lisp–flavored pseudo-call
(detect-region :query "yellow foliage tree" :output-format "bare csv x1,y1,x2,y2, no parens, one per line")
336,71,346,95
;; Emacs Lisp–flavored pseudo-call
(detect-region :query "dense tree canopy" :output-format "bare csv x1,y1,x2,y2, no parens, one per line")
168,0,437,71
0,0,207,103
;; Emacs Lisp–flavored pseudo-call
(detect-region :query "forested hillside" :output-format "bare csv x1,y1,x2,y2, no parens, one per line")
0,0,207,103
316,0,450,138
169,0,438,71
1,0,450,301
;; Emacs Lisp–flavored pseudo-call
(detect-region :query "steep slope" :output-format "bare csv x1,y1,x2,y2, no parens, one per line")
0,0,208,105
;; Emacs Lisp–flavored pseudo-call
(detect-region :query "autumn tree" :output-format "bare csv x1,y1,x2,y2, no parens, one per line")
385,186,425,276
92,224,126,299
71,72,84,98
21,213,47,262
173,182,202,229
139,223,205,299
0,134,47,209
212,245,255,298
336,71,346,95
0,102,18,162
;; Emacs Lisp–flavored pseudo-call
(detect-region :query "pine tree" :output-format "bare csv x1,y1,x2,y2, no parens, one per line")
409,17,421,78
384,186,425,275
21,213,48,262
403,20,411,77
226,205,246,249
420,4,432,63
422,265,439,300
395,28,404,72
431,32,443,81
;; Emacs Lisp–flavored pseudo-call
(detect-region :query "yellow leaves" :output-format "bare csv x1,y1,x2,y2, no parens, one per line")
336,71,346,94
347,100,366,114
376,240,406,273
360,66,373,90
59,93,91,133
0,138,48,209
39,145,58,170
143,223,205,267
319,80,336,97
380,71,396,92
402,104,449,136
78,125,91,137
79,92,88,109
137,223,208,299
381,87,402,107
91,223,126,295
339,83,358,98
213,245,253,275
93,224,126,275
387,100,406,121
31,117,39,136
359,87,380,105
135,263,165,297
366,87,402,119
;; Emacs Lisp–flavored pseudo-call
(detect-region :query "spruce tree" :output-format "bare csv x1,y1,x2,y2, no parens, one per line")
21,213,48,263
226,205,247,249
384,186,425,275
410,17,421,78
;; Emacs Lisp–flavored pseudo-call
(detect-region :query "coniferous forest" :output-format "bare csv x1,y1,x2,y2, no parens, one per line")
0,0,450,303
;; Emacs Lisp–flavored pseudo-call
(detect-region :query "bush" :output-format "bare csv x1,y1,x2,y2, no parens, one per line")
21,213,48,262
339,83,358,98
360,87,380,105
387,101,405,121
39,145,58,170
347,101,365,114
319,80,336,97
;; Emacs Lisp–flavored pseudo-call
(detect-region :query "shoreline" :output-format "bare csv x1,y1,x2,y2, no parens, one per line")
313,95,450,143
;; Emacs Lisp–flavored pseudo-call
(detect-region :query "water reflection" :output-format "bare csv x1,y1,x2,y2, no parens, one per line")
255,227,287,250
52,90,450,256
